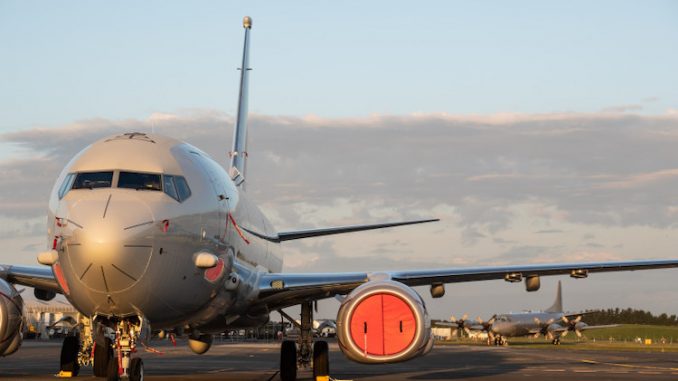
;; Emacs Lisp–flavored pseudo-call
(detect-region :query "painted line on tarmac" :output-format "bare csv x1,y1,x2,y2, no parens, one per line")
581,359,678,371
265,371,280,381
205,368,232,373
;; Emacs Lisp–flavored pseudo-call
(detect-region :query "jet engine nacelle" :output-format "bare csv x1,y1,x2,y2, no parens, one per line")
0,279,24,357
336,280,432,364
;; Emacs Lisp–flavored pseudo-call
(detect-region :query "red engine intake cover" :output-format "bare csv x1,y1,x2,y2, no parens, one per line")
349,293,416,356
336,280,431,364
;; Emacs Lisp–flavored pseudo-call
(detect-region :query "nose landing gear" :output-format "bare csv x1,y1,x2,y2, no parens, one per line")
106,319,145,381
278,302,330,381
58,316,145,380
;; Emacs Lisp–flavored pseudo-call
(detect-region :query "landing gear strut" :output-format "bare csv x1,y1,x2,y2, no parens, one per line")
107,319,145,381
279,302,329,381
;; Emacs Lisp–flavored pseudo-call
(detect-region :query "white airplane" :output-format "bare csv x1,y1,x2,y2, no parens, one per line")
1,16,678,381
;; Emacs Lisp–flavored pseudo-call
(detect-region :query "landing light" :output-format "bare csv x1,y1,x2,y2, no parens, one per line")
37,250,59,266
193,252,219,268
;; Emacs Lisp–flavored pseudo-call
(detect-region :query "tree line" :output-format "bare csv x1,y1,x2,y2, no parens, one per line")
582,308,678,326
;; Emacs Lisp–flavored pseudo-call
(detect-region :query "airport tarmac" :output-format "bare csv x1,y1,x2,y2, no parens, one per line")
1,340,677,380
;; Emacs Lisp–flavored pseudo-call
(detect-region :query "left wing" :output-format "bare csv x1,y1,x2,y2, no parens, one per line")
256,259,678,310
0,265,60,293
242,218,439,243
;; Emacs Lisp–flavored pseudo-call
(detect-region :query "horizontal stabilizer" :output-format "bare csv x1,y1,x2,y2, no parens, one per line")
242,218,439,243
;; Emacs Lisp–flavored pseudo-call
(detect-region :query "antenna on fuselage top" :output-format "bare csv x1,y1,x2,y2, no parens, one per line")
228,16,252,189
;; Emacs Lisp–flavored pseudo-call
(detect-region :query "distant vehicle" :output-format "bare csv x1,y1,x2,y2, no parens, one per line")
448,281,617,345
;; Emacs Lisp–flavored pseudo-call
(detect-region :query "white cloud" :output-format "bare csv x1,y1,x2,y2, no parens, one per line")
3,110,678,317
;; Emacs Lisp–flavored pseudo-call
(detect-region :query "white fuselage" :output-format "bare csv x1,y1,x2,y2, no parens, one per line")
47,133,281,329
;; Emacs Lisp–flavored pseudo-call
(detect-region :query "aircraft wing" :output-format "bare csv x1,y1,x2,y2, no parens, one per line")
242,218,439,243
0,264,60,293
550,324,620,334
256,259,678,310
579,324,619,331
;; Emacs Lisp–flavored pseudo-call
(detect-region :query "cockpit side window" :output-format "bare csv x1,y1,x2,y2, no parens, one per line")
163,175,179,201
174,176,191,201
163,175,191,202
118,172,162,191
58,173,76,199
72,171,114,189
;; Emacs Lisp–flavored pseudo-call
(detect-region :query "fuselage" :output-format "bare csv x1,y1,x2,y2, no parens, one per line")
490,311,564,337
47,132,281,328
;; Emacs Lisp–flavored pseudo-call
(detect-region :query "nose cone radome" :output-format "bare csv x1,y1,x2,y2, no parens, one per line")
63,192,155,294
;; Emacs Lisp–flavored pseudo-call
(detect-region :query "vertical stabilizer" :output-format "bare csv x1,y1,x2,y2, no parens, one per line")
544,281,563,313
229,16,252,188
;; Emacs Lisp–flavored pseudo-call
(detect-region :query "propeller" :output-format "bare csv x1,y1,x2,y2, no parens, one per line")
561,315,586,338
533,317,557,340
450,314,471,337
475,315,496,342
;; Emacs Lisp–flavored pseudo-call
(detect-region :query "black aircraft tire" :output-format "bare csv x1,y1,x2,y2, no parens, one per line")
93,338,113,377
280,340,297,381
312,340,330,379
106,356,119,381
59,336,80,376
130,357,144,381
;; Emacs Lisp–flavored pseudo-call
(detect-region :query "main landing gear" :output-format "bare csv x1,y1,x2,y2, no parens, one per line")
58,316,145,380
279,302,330,381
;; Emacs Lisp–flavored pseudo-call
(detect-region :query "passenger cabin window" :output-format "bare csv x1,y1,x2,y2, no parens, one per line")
72,172,113,189
118,172,162,191
163,175,191,202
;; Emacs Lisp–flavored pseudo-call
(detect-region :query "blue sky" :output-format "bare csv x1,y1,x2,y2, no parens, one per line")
2,1,678,318
1,1,677,132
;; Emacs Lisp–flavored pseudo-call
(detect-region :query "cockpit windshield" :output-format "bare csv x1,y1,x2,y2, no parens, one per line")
62,170,191,202
118,172,162,191
71,172,114,189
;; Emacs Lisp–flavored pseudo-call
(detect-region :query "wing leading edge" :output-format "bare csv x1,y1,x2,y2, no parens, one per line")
242,218,439,243
0,265,59,293
256,259,678,310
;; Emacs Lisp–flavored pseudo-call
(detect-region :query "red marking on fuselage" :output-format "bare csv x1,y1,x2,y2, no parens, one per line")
52,263,70,295
228,212,250,245
205,258,225,282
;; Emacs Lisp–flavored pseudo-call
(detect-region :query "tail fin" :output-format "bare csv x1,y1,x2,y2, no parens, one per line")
229,16,253,188
544,281,563,313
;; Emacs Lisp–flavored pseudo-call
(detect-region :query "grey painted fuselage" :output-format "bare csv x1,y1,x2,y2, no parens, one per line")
48,134,280,331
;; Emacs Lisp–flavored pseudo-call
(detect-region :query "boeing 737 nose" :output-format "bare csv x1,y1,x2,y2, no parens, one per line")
61,192,155,295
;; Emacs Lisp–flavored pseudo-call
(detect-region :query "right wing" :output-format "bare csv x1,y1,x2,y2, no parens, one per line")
0,264,60,293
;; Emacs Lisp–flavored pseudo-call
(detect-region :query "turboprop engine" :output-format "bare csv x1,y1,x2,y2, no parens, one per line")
336,280,432,364
0,278,24,357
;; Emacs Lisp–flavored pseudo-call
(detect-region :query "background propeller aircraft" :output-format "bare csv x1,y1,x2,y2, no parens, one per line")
1,16,677,381
448,281,617,345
